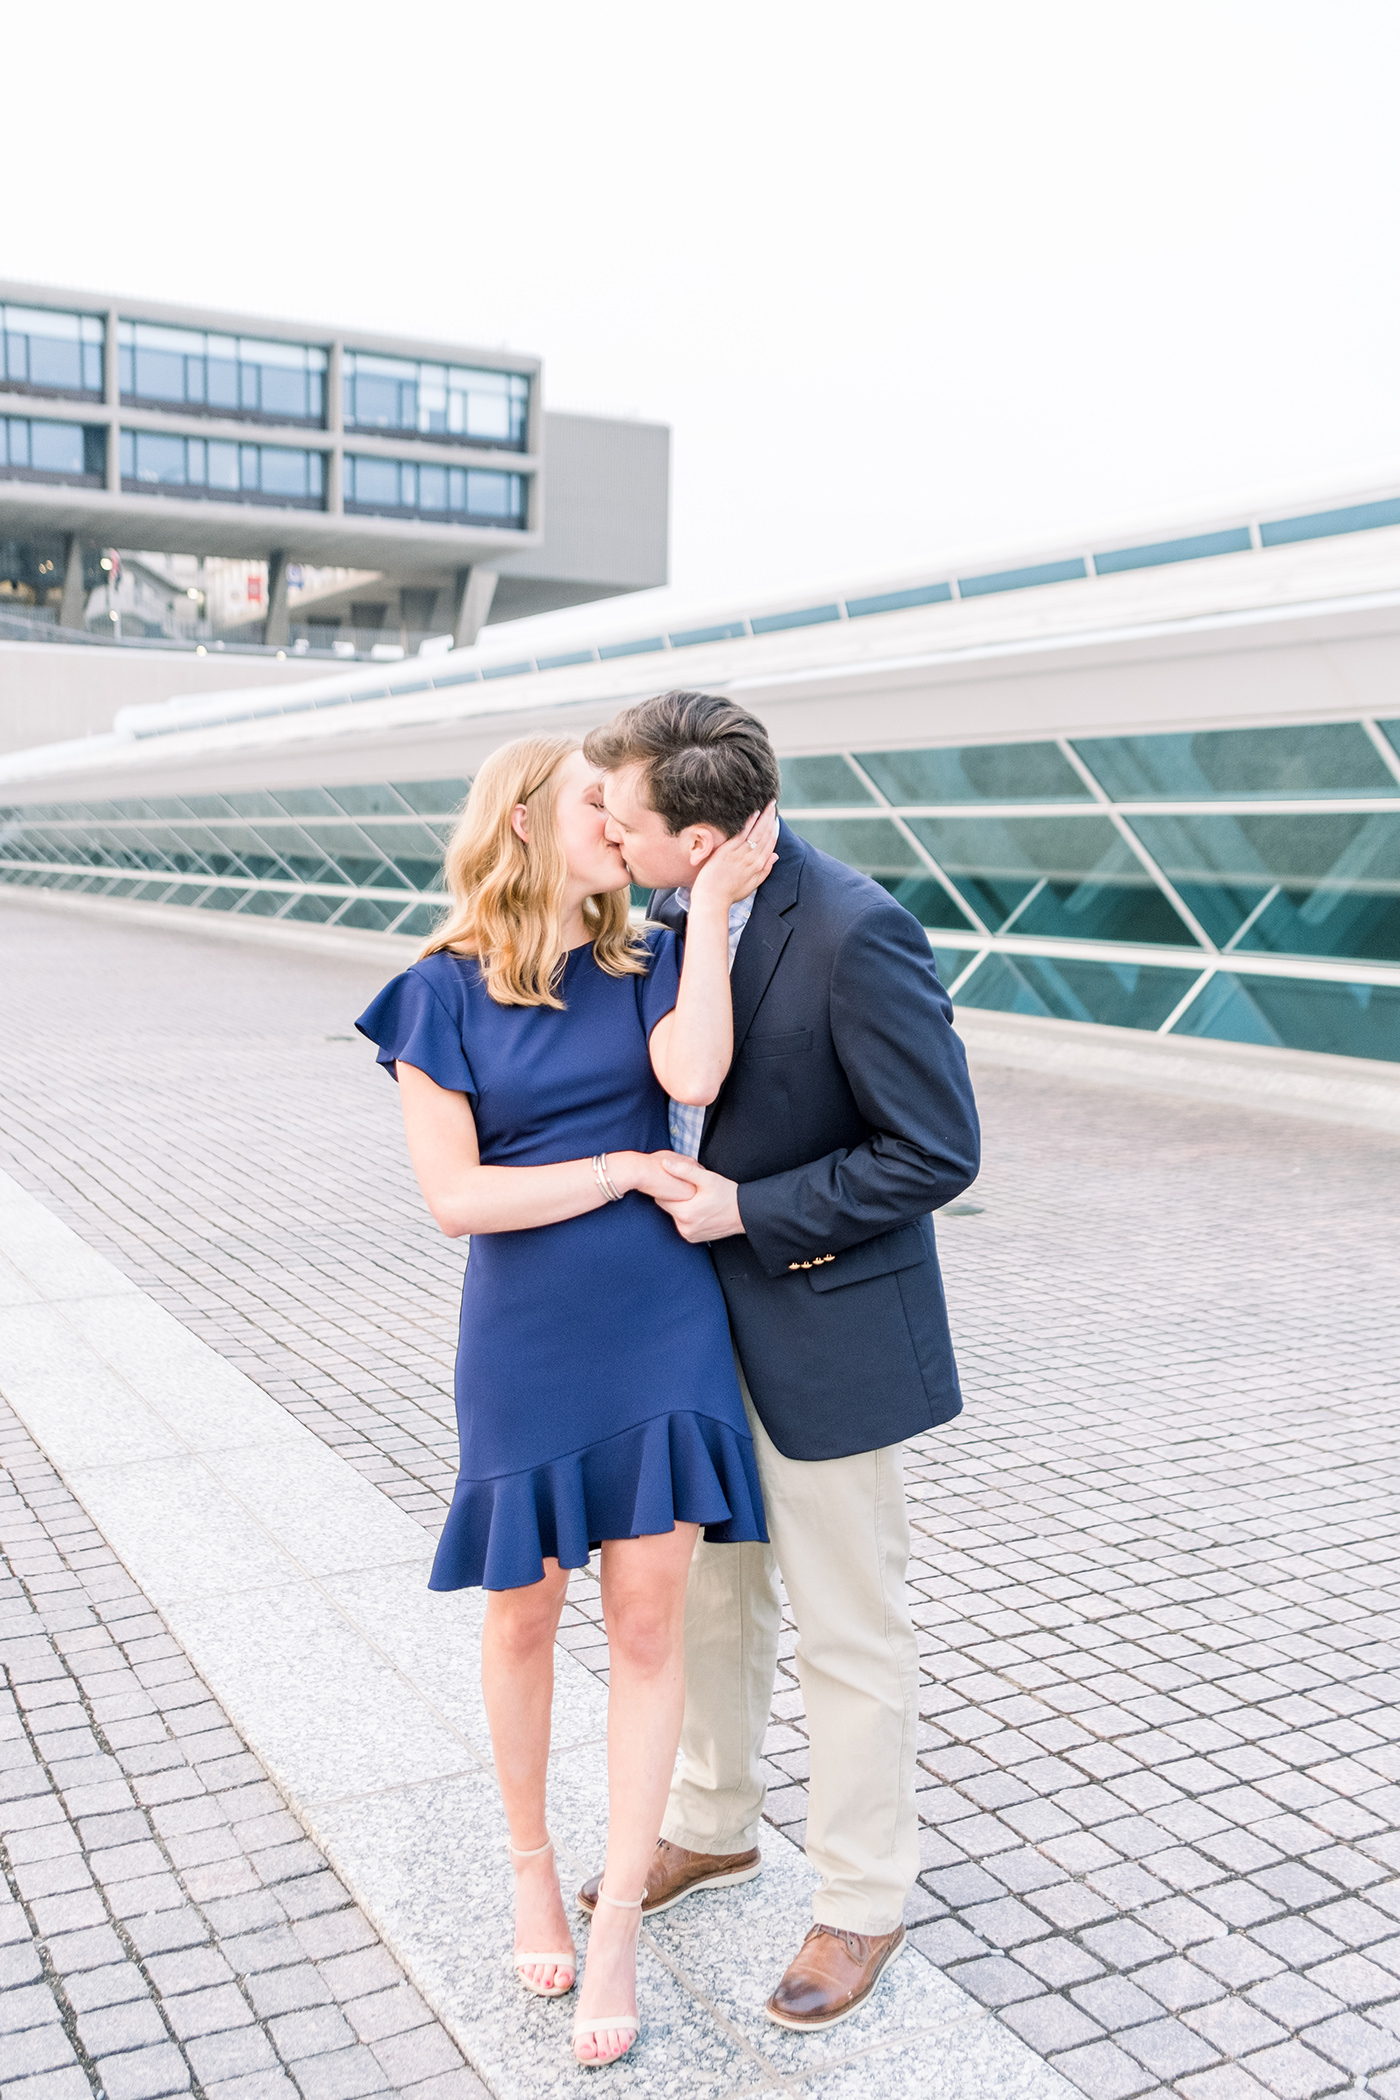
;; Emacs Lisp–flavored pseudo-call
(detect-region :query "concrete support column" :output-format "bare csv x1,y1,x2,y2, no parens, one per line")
451,565,499,649
105,306,121,494
325,338,344,513
265,552,291,647
58,537,88,631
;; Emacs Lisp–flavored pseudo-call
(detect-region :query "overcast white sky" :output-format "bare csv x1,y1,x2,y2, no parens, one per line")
6,1,1399,622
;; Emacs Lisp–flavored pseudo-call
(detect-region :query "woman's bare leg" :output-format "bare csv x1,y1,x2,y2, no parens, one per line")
574,1523,700,2062
481,1560,573,1991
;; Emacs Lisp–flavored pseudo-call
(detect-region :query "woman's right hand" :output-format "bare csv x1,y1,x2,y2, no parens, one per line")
611,1150,702,1203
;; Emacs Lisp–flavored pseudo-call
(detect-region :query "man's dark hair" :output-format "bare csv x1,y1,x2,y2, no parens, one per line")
583,690,781,837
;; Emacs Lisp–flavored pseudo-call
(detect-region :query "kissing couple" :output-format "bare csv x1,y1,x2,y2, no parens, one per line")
357,690,980,2065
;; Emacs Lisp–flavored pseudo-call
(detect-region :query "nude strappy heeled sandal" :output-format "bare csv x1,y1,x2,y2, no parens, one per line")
572,1887,645,2065
509,1837,576,1998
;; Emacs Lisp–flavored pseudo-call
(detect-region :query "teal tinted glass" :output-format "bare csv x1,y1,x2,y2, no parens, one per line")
750,604,841,633
1171,972,1400,1063
955,953,1204,1030
958,558,1085,597
908,814,1196,946
1093,527,1250,574
856,743,1088,805
779,756,874,806
930,945,978,987
1126,811,1400,962
334,896,407,932
845,583,952,617
327,784,410,817
272,787,341,817
393,902,445,939
1075,724,1398,799
787,816,975,930
1382,722,1400,767
390,779,469,815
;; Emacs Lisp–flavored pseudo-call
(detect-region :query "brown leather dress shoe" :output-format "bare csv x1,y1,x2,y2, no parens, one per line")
765,1922,906,2028
577,1837,761,1918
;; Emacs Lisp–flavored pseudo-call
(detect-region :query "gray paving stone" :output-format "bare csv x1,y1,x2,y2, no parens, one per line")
1004,1996,1105,2053
1048,2038,1156,2099
289,2047,392,2100
185,2028,283,2083
95,2043,193,2100
1119,2017,1221,2078
269,2006,359,2061
78,1999,172,2053
3,2027,81,2079
1239,2038,1347,2098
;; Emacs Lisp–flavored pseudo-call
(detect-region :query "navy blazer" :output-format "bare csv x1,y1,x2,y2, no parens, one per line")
650,821,981,1462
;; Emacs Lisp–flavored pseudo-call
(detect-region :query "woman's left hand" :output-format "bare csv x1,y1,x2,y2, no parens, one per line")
689,802,779,910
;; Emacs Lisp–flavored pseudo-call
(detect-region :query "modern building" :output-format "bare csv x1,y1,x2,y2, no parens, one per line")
0,282,668,650
3,476,1400,1068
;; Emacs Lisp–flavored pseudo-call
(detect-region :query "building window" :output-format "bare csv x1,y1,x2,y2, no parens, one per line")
342,455,525,526
1,416,105,486
118,431,324,507
1,304,104,399
342,353,529,450
117,321,326,423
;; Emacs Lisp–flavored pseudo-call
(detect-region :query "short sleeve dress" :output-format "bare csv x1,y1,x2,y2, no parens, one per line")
355,929,766,1591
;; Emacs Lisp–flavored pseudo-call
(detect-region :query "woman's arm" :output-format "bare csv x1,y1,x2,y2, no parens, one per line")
649,804,778,1107
397,1061,698,1237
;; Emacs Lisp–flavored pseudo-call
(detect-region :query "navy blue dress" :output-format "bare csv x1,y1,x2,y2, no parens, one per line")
356,930,766,1591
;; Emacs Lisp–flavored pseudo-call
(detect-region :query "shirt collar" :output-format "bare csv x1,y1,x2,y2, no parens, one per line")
674,886,756,918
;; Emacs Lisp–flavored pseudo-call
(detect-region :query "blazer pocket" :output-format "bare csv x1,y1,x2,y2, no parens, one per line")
807,1221,930,1292
741,1028,813,1060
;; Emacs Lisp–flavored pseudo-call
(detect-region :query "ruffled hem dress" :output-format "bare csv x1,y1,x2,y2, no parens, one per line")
355,930,766,1591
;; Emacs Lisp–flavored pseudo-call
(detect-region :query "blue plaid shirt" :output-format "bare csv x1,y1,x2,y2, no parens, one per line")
667,889,756,1157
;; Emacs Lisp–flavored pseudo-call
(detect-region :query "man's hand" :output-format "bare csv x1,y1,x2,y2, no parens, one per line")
654,1158,746,1242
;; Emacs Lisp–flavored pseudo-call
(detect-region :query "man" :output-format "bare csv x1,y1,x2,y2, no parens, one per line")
578,691,980,2028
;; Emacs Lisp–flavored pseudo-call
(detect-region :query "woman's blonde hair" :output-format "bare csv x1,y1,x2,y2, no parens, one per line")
419,733,647,1006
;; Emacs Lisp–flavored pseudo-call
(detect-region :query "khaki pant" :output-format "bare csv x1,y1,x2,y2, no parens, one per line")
663,1370,920,1933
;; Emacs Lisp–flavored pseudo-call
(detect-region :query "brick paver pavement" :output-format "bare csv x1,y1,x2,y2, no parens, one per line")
3,895,1400,2100
0,1391,486,2100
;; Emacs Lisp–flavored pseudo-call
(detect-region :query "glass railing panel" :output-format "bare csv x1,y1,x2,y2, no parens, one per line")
778,755,875,805
1171,973,1400,1063
856,742,1089,805
1127,811,1400,962
1075,723,1398,799
956,952,1204,1030
906,814,1196,945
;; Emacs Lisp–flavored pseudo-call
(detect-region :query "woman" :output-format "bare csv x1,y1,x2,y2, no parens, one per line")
355,734,775,2067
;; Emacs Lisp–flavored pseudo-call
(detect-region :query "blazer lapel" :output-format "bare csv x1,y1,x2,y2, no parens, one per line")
646,887,687,932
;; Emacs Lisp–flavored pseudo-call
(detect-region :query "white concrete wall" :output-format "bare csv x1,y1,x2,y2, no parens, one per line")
0,642,339,755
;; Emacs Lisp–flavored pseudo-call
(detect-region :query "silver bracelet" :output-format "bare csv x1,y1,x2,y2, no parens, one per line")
592,1154,624,1203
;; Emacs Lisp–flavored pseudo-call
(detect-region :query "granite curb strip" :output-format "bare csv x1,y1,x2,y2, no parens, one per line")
0,1168,1075,2100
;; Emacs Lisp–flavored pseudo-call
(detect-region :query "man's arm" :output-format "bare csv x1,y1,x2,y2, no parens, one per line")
663,901,979,1270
